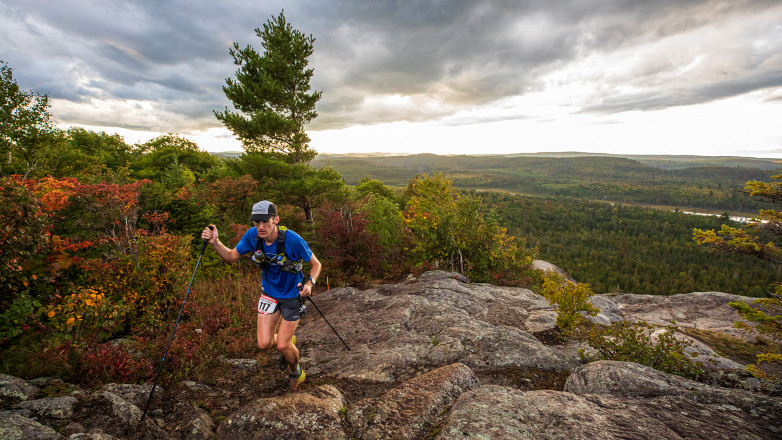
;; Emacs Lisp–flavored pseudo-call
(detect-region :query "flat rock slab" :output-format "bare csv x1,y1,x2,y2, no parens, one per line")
437,386,779,440
299,271,574,383
564,360,782,417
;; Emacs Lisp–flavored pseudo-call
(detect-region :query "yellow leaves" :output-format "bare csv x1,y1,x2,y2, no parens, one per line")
541,272,599,333
66,317,75,327
47,310,55,318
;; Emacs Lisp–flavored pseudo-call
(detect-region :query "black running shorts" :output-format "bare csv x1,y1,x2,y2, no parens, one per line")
257,294,304,321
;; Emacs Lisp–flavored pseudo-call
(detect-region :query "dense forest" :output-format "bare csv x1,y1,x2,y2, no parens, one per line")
478,192,781,298
313,154,779,213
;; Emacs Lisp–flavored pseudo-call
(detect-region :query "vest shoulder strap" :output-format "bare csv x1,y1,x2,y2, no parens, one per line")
276,226,287,255
255,226,289,256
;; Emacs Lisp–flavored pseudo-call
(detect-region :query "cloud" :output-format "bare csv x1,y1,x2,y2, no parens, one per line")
1,0,780,135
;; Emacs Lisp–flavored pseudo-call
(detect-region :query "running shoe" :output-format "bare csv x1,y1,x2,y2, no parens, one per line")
289,364,305,392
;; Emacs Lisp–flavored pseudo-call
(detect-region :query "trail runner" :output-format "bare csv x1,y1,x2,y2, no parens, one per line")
201,200,321,391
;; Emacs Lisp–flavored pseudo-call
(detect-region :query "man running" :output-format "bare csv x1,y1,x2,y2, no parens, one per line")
201,200,321,391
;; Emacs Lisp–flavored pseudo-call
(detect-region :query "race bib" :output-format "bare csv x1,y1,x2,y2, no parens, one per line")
257,294,279,315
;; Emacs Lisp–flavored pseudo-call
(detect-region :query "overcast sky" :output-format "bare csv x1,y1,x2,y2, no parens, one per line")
2,0,781,157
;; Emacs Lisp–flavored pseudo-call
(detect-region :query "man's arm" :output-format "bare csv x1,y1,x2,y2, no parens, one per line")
298,253,322,297
201,224,241,263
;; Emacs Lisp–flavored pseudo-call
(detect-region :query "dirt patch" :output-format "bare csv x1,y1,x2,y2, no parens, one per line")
474,366,571,392
532,329,567,346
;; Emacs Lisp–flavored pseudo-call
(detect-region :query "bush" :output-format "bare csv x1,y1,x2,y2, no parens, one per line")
578,321,704,379
314,199,387,285
540,272,598,333
0,176,51,305
729,286,782,379
77,340,154,386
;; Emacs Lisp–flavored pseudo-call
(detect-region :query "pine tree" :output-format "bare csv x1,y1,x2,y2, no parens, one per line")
693,174,782,378
215,11,321,164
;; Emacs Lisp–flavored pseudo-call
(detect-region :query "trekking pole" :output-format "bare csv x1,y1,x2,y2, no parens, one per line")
299,285,350,351
141,226,212,421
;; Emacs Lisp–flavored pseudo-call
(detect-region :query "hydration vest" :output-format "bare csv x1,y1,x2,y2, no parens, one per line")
251,226,304,275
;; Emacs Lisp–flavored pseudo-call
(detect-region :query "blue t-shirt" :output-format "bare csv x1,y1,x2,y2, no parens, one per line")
236,227,313,299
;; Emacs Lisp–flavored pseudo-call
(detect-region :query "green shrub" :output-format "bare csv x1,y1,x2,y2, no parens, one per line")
540,272,598,333
578,321,704,379
729,286,782,379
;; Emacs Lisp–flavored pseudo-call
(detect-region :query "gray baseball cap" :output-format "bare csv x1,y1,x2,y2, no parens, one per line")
249,200,277,222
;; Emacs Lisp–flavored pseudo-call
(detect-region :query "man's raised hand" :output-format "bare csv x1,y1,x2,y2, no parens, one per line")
202,224,218,244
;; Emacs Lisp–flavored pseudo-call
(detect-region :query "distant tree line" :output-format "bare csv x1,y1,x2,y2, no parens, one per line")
481,191,781,298
314,155,778,213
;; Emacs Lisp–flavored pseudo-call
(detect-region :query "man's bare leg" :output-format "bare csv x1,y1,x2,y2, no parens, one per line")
257,312,280,349
276,318,300,371
270,315,283,347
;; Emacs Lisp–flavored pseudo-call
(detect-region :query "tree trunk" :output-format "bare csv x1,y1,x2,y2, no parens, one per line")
304,200,313,224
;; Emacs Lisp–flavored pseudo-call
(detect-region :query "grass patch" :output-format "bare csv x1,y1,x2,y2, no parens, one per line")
682,328,781,365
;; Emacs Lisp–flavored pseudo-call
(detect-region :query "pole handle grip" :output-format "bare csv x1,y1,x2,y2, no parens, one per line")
200,225,214,253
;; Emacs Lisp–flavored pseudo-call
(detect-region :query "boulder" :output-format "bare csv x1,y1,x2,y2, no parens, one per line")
216,385,347,440
17,396,78,420
0,373,40,405
100,391,143,426
347,363,479,439
436,385,778,440
299,271,575,383
167,402,215,440
0,412,63,439
101,383,161,410
532,259,575,282
587,295,624,325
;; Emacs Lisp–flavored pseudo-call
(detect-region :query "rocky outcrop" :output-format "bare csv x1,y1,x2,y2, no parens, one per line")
532,259,575,282
2,270,780,439
649,327,744,371
298,270,573,383
588,290,763,371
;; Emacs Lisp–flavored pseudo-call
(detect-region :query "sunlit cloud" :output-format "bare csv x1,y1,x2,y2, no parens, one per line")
2,0,781,156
